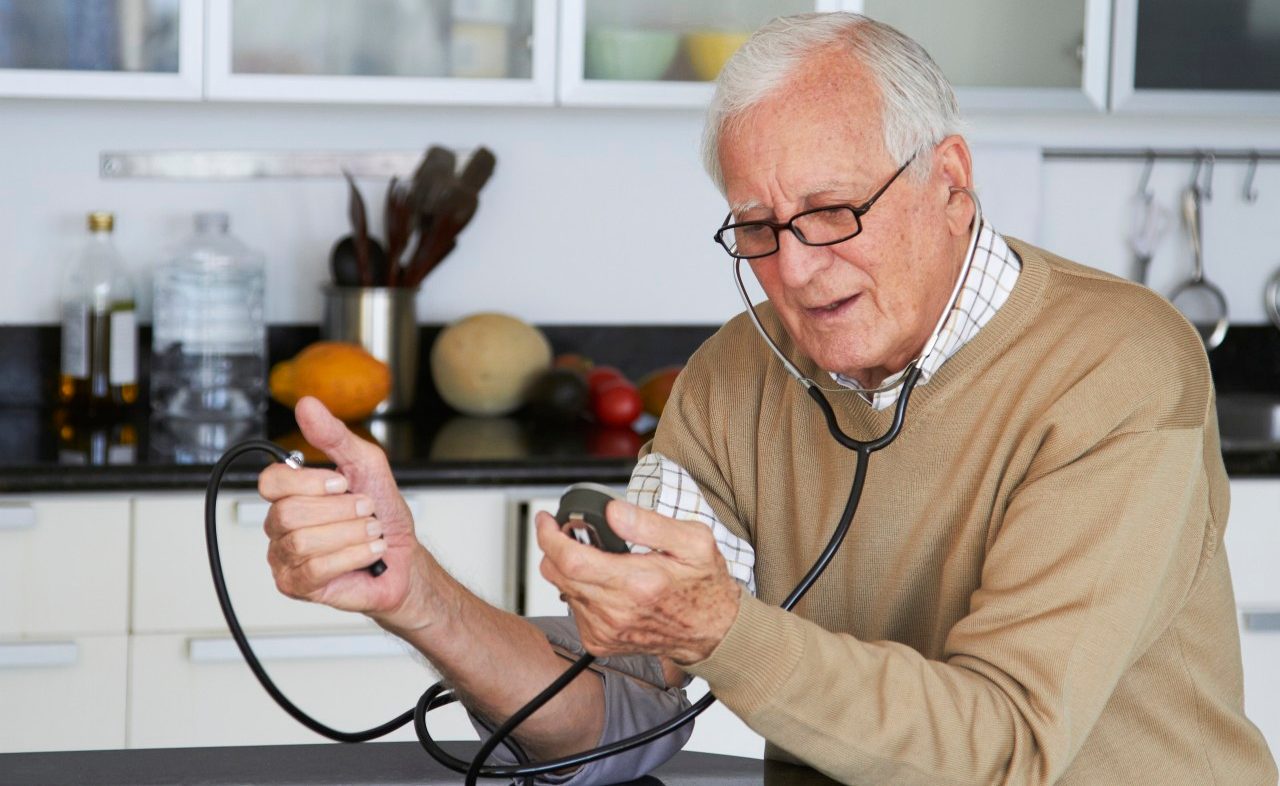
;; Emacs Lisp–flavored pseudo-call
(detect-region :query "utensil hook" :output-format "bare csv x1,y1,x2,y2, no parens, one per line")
1188,155,1203,194
1243,152,1260,203
1200,152,1215,202
1136,151,1156,202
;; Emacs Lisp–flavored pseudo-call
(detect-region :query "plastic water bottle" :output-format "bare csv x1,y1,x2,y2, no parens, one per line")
151,212,266,419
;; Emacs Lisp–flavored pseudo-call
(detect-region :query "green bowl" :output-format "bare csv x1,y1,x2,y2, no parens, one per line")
584,27,679,81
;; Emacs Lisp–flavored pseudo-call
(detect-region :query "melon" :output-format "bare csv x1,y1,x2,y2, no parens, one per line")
430,313,552,416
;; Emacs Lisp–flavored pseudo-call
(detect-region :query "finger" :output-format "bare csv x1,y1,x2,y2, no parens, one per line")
294,538,388,590
295,396,383,472
264,494,374,539
272,516,383,568
604,500,711,559
535,512,621,581
258,462,348,501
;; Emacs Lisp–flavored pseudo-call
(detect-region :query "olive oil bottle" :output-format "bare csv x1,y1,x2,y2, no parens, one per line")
59,212,138,413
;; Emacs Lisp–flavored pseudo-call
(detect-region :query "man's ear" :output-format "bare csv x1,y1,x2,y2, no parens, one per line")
932,135,975,237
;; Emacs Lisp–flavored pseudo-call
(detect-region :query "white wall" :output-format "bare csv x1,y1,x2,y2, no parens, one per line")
1,97,1278,327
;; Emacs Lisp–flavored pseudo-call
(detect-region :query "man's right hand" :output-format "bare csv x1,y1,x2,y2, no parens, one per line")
257,396,429,627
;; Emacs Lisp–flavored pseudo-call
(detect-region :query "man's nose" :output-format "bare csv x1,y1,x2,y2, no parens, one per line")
774,228,828,288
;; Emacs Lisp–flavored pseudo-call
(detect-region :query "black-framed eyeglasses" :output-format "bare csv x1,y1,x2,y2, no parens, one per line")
712,155,916,260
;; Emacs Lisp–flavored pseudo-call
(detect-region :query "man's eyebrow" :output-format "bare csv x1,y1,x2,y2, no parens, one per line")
728,181,862,217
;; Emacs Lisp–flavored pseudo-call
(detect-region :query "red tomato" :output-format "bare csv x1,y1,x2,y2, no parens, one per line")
586,366,627,394
587,425,644,458
591,378,643,427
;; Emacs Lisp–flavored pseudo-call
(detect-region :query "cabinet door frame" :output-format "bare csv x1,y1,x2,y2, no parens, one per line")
204,0,557,106
0,0,203,101
1109,0,1280,115
844,0,1110,112
556,0,847,108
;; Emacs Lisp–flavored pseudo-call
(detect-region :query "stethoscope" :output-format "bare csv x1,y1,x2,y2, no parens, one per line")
205,187,983,784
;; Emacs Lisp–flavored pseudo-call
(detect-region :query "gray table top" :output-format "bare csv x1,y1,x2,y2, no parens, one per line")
0,741,792,786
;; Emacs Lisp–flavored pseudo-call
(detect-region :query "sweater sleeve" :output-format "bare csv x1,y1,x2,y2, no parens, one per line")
684,422,1214,785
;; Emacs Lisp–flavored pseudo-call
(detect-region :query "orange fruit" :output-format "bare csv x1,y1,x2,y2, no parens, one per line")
269,341,391,422
637,365,682,417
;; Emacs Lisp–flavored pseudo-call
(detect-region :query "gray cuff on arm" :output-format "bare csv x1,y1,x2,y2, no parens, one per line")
466,616,694,785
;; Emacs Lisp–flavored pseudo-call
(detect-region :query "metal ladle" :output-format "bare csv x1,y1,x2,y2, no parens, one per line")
1169,156,1229,350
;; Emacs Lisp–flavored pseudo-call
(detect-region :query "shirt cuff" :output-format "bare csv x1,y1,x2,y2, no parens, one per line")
682,587,806,720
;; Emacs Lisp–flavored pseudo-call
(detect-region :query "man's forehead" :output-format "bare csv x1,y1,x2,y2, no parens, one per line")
728,178,858,214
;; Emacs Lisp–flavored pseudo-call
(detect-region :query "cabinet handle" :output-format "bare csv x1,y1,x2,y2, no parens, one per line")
188,633,407,663
0,641,78,668
0,504,36,530
234,500,270,528
1243,612,1280,632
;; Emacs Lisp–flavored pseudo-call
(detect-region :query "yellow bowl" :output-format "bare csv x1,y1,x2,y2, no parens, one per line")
685,30,751,81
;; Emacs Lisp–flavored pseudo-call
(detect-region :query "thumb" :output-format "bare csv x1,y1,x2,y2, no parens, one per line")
295,396,377,471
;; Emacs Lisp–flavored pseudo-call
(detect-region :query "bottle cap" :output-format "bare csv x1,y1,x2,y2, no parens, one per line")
88,212,114,232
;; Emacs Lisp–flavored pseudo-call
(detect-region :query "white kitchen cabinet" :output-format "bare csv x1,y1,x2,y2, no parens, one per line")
557,0,845,107
850,0,1111,111
0,0,203,100
1225,479,1280,755
126,485,512,749
0,635,129,753
1110,0,1280,115
204,0,557,105
0,494,131,637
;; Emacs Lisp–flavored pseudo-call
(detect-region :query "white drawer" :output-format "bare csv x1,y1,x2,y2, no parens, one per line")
1225,480,1280,607
0,635,127,753
132,493,373,634
1240,612,1280,758
127,632,477,748
0,495,130,637
132,489,514,634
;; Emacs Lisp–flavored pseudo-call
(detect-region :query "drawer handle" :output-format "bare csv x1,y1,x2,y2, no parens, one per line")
0,641,78,668
0,504,36,530
234,500,270,528
1243,612,1280,632
188,633,407,663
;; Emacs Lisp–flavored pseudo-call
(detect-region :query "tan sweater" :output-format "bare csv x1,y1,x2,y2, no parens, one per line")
654,239,1277,785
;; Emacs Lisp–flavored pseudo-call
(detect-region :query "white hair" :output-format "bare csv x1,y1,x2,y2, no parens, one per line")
701,12,962,194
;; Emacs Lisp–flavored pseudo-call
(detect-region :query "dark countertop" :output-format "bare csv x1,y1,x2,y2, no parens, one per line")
0,741,773,786
0,324,1277,493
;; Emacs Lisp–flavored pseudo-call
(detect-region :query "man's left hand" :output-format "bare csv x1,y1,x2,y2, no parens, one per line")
535,500,741,666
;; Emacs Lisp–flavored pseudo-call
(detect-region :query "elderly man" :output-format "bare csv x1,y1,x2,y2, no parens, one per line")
257,12,1276,785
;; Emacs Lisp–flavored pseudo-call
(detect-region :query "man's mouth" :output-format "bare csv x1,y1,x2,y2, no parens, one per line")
806,294,858,318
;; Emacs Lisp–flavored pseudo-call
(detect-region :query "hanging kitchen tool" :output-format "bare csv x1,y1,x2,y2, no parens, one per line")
1127,154,1168,285
1265,266,1280,332
1168,156,1229,350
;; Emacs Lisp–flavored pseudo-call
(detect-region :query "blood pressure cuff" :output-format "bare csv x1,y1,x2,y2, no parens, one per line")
465,616,694,785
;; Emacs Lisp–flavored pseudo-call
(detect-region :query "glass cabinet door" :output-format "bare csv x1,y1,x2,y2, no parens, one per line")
558,0,845,107
0,0,202,99
1111,0,1280,114
205,0,556,105
852,0,1110,110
